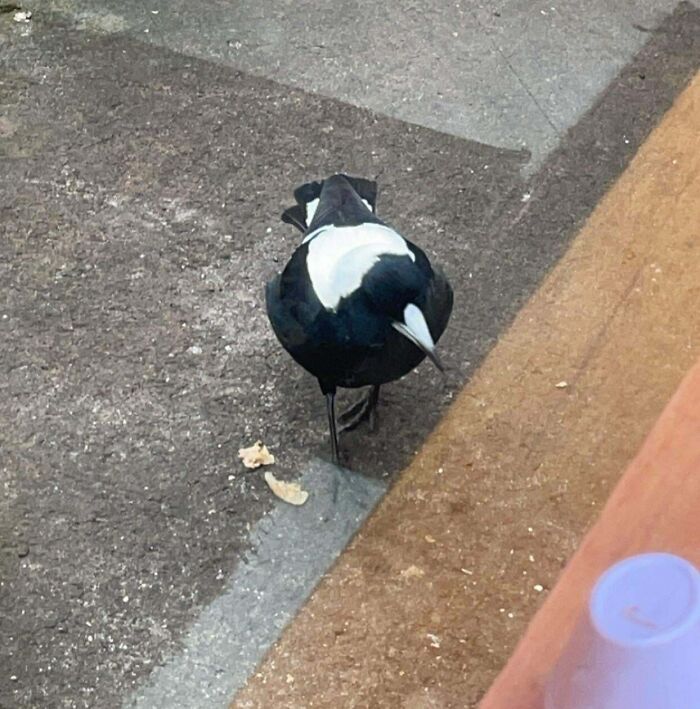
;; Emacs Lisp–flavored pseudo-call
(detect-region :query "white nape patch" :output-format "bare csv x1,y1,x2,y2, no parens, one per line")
305,198,320,225
392,304,435,353
306,223,414,310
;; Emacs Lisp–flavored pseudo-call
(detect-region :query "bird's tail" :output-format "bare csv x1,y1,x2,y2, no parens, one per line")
281,180,323,232
281,175,377,233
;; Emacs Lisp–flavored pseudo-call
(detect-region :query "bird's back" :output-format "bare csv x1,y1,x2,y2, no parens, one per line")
267,175,453,389
282,174,381,235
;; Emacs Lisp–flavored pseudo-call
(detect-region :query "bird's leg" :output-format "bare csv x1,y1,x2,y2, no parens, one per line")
325,390,341,465
367,383,380,433
338,385,381,434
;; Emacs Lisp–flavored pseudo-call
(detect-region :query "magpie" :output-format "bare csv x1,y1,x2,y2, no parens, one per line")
265,174,453,464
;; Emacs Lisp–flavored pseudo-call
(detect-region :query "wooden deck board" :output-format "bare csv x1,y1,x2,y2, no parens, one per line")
481,358,700,707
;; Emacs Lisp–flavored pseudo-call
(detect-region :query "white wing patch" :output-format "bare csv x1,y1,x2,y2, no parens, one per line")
305,197,320,225
306,223,414,310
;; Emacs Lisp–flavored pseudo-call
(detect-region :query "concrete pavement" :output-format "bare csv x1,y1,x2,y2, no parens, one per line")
34,0,681,170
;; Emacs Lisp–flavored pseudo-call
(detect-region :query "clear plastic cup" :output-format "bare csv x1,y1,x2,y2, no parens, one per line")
545,553,700,709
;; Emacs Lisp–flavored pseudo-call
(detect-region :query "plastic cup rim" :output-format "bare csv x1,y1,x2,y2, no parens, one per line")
589,552,700,649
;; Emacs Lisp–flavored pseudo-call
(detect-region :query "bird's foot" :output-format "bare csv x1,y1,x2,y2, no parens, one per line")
338,397,368,428
338,387,380,434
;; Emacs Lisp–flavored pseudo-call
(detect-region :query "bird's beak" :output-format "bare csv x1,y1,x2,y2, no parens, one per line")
392,304,445,373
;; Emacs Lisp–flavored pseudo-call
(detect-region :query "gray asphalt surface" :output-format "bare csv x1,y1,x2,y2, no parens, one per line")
1,2,699,708
0,18,520,708
129,460,386,709
33,0,681,169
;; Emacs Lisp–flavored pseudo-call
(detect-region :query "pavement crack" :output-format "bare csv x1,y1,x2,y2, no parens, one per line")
472,11,563,137
571,263,647,383
500,53,562,137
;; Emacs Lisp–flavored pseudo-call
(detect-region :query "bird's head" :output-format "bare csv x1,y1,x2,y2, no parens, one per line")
364,255,444,373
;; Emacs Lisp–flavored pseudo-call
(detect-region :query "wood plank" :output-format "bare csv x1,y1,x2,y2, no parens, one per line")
481,358,700,708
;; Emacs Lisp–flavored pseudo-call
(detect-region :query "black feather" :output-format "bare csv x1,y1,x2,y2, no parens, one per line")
266,174,453,462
